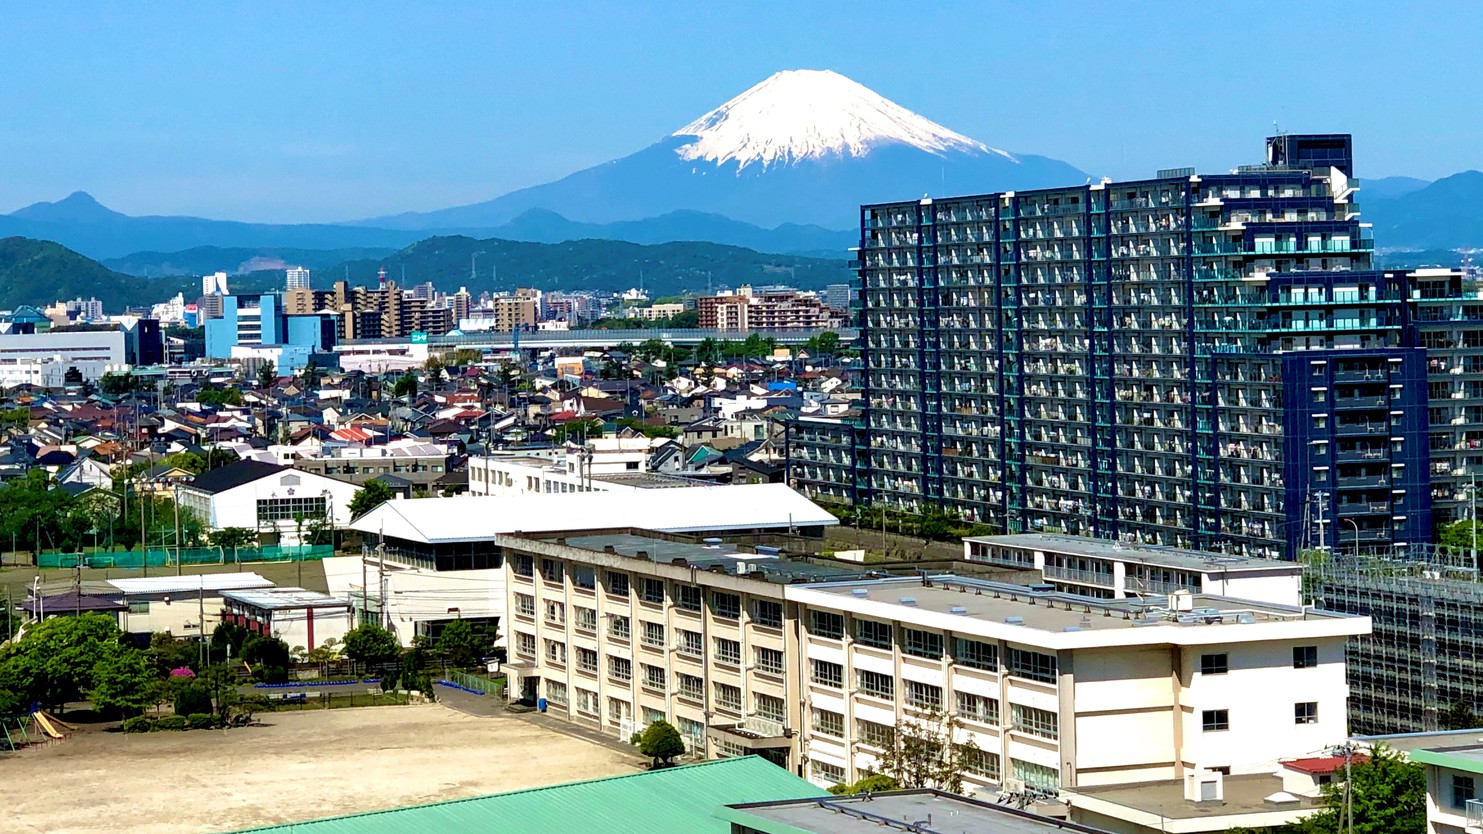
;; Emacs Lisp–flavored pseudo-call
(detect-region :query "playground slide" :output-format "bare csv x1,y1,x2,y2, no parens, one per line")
39,711,76,731
33,712,64,740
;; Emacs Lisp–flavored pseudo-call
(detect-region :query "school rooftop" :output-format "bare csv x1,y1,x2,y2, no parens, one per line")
719,791,1110,834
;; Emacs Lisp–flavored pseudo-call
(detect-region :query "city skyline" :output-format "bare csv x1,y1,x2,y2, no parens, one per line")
3,2,1481,224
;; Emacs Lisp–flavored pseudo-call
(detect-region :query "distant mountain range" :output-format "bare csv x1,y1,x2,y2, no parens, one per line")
1364,171,1483,252
0,237,163,309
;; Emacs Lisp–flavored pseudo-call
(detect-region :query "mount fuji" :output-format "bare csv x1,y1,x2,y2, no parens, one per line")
361,69,1091,231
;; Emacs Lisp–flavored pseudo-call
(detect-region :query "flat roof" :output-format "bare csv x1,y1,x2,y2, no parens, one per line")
721,791,1101,834
106,573,275,595
559,533,863,584
1064,774,1322,823
789,575,1368,648
350,483,838,544
1357,728,1483,756
1411,745,1483,773
967,534,1299,575
592,472,708,489
220,587,349,610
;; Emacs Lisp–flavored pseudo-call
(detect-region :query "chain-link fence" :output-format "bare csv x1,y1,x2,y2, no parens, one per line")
36,545,334,569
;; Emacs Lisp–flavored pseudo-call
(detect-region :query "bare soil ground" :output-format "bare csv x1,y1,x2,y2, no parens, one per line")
0,704,640,834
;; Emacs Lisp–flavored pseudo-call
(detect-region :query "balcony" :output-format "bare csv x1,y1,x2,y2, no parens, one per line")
1336,474,1390,489
707,716,791,750
1336,501,1391,516
1334,423,1388,437
1333,395,1388,410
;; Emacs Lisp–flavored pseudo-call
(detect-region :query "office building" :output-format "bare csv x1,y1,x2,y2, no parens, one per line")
824,283,852,314
795,133,1453,560
285,266,311,291
203,294,336,370
0,326,128,386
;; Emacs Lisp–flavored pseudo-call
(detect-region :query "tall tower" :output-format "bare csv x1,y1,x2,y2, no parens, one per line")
286,266,311,291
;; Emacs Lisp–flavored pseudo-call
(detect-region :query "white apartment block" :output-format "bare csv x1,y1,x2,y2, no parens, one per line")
789,575,1368,795
467,438,682,497
964,534,1303,605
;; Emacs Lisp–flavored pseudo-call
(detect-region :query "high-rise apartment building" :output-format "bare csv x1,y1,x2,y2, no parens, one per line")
792,134,1462,560
284,280,453,340
697,286,842,331
285,266,311,291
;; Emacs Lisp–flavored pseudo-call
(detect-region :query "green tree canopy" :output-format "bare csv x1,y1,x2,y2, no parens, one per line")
0,613,126,711
348,480,395,519
637,719,686,768
435,619,486,669
207,527,258,550
256,361,278,390
1288,744,1425,834
392,373,418,399
90,644,160,718
342,624,401,669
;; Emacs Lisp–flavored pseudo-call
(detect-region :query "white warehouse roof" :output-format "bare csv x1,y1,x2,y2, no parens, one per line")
106,573,275,596
349,483,838,544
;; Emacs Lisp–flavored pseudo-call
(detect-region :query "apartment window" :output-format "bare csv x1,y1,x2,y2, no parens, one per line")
540,559,563,583
677,673,704,702
810,610,845,639
857,719,894,749
1293,646,1319,669
906,681,943,711
1013,760,1060,791
714,637,741,666
811,659,843,688
605,572,630,598
640,578,665,604
857,670,895,700
642,663,666,691
902,628,944,659
755,693,785,723
575,647,598,674
608,656,632,683
755,647,785,676
711,591,741,620
513,554,534,577
676,585,703,612
608,615,631,641
608,698,628,723
855,618,893,649
1202,709,1230,732
574,606,597,634
1201,653,1229,675
677,629,703,658
1011,704,1058,739
954,638,998,671
1452,775,1477,809
575,688,599,716
963,749,1002,780
572,566,596,591
641,621,666,649
514,593,535,618
515,631,536,658
1295,702,1319,725
543,600,565,626
812,761,845,785
752,600,783,628
544,680,567,707
715,683,743,712
543,640,567,666
956,691,999,725
1008,648,1058,684
812,709,844,738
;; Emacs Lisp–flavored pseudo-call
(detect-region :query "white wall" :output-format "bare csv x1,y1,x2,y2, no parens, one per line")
205,469,359,543
321,555,505,647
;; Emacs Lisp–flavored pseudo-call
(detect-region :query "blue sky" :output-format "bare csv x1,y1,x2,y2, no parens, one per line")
3,2,1480,223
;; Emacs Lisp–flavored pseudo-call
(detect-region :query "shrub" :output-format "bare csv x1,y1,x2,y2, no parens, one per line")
155,715,189,731
121,716,154,733
187,713,217,730
174,684,212,718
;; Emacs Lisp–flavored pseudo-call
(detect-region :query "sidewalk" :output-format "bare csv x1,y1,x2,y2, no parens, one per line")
435,684,505,718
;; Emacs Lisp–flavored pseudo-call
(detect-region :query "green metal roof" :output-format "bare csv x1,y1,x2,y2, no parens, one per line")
1411,746,1483,774
230,756,827,834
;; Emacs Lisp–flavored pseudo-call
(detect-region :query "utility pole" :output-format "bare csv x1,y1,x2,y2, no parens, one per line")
1472,472,1478,568
198,576,206,668
173,484,182,576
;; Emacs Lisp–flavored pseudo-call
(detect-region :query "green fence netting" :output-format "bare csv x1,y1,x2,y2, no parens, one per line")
37,545,335,569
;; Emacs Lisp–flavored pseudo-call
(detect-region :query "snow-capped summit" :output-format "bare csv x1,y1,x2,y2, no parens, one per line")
672,69,1014,170
362,70,1089,231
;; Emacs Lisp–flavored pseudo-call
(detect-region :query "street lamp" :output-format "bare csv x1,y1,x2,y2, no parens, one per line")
1343,518,1361,559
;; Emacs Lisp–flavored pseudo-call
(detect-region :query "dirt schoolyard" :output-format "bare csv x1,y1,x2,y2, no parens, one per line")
1,704,640,834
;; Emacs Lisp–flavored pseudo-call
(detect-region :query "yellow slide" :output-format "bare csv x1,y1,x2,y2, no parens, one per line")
33,712,64,740
39,711,76,731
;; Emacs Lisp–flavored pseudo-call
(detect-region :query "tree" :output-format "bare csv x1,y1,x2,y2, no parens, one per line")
196,386,244,407
348,480,395,519
806,331,842,357
207,527,258,551
867,710,979,794
392,373,418,399
828,774,899,796
196,663,241,724
342,624,401,670
637,719,686,768
241,636,292,683
1439,519,1481,558
173,683,213,718
436,620,485,669
1292,744,1425,834
89,645,160,718
299,359,321,388
0,613,122,710
256,361,277,390
423,356,446,390
1442,697,1480,730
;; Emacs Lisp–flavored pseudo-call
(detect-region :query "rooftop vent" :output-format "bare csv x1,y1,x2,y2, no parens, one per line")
1132,618,1161,627
1004,616,1025,625
899,596,917,607
703,537,724,545
1236,613,1257,624
1028,583,1056,594
949,606,969,616
754,546,781,557
850,588,869,598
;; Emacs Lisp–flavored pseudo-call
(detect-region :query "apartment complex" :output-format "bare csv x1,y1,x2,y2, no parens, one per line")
285,266,311,291
293,439,454,489
285,277,454,340
698,286,842,331
791,133,1474,559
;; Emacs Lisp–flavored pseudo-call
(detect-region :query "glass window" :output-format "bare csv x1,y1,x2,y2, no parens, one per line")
856,719,894,749
755,693,785,723
540,559,563,583
574,606,597,633
963,748,1001,780
810,610,845,639
677,629,703,658
812,761,845,785
812,709,844,737
572,566,596,590
515,632,535,658
640,578,665,604
543,600,565,626
1201,653,1229,675
1293,646,1319,668
1452,775,1476,809
1202,709,1230,732
1011,704,1058,739
1012,760,1059,791
714,637,741,666
752,600,783,628
544,639,566,665
755,647,785,676
678,673,704,702
607,656,632,682
575,647,598,674
543,680,567,707
906,681,943,711
857,670,895,699
1295,702,1318,725
642,663,666,691
676,585,703,612
902,628,944,659
608,615,630,641
605,572,630,597
512,554,534,577
811,659,843,688
714,682,742,712
711,592,741,620
855,619,893,649
255,496,327,524
955,638,998,671
641,621,665,649
1008,648,1058,683
956,691,999,724
514,593,535,617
